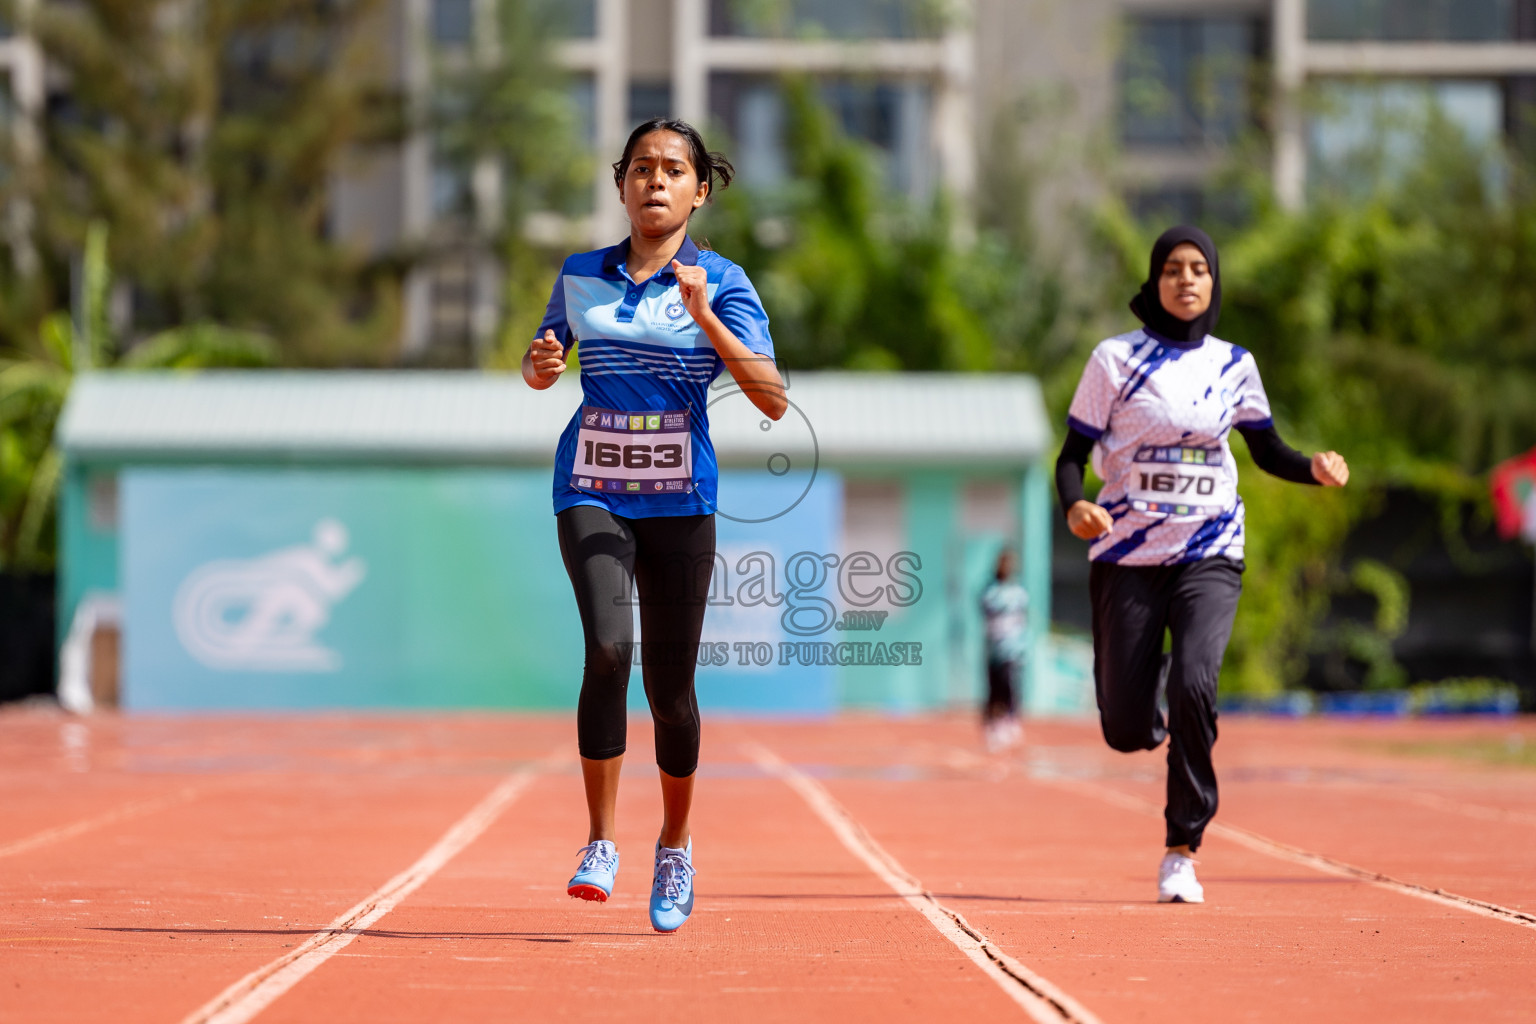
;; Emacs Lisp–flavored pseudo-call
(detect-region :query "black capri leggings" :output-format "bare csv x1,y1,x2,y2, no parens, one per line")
1089,556,1242,851
556,505,715,778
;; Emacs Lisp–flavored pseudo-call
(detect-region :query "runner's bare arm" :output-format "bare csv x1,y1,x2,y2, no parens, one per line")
672,260,787,420
523,330,568,390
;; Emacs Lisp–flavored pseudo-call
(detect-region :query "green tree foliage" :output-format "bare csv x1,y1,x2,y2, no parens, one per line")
428,0,596,369
0,223,274,572
1,0,400,365
697,82,1013,372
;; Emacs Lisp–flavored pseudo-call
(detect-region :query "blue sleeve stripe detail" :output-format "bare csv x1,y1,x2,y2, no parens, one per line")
1171,506,1239,565
1119,347,1175,404
1097,520,1165,562
537,270,571,346
1233,416,1274,430
1066,415,1104,440
1219,345,1249,376
711,262,775,357
563,248,617,277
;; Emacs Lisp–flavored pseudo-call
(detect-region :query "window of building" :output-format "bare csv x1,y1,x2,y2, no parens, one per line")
552,0,597,38
431,157,473,221
1125,184,1251,229
710,74,935,196
1120,16,1264,147
1307,0,1515,42
430,81,475,223
0,71,12,189
559,0,592,37
709,0,943,39
1308,79,1504,194
428,253,477,360
431,0,474,47
569,74,597,147
629,82,672,125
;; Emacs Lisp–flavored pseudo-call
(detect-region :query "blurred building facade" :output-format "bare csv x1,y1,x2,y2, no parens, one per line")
6,1,1536,358
374,0,1536,357
0,1,41,276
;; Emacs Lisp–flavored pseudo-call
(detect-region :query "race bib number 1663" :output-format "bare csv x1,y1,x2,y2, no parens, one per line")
572,406,692,495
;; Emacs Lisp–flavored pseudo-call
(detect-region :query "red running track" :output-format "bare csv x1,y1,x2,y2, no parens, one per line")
2,707,1533,1023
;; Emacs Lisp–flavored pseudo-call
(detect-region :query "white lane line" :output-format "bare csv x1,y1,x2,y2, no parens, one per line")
1361,786,1536,828
1035,773,1536,932
0,785,208,859
746,742,1104,1024
179,749,563,1024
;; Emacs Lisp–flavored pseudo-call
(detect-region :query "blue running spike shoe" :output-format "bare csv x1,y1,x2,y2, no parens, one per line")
567,840,619,902
649,839,695,933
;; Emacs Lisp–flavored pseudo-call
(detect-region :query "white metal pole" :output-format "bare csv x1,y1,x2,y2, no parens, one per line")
672,0,707,127
1272,0,1307,210
590,0,631,247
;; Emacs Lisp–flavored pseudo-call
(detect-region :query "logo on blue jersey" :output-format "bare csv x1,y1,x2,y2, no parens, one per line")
665,302,686,320
583,411,598,426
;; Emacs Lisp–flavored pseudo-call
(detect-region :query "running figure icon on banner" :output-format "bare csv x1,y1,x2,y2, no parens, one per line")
172,518,367,672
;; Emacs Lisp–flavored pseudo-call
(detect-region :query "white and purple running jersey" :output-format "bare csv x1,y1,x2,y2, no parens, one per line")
1066,329,1274,566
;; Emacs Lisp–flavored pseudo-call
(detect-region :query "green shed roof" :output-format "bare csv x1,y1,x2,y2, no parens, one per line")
57,370,1053,468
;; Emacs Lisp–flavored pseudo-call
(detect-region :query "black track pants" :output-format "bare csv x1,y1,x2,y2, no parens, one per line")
1089,556,1243,851
984,660,1020,721
556,505,715,778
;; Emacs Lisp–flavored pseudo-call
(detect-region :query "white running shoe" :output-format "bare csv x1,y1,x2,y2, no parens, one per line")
1157,852,1204,904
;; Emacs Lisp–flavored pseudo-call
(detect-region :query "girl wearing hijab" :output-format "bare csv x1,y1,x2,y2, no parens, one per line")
1056,226,1349,903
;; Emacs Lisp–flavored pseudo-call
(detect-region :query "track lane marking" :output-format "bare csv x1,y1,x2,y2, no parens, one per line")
1032,771,1536,932
745,741,1104,1024
0,785,209,859
1351,785,1536,827
178,748,564,1024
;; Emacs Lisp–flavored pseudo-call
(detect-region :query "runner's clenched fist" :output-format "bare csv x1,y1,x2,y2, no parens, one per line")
1311,451,1349,487
671,260,711,324
523,329,567,389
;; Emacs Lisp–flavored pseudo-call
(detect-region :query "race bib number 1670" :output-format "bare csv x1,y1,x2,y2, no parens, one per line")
572,406,692,495
1126,445,1232,517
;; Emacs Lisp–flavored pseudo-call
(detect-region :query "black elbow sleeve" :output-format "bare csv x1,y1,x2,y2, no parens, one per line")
1237,424,1317,485
1055,428,1096,516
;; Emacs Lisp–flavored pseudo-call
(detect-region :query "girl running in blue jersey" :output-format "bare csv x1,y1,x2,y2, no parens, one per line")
522,118,785,933
1057,226,1349,904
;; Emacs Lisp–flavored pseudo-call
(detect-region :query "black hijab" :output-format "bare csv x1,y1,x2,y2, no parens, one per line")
1129,225,1221,344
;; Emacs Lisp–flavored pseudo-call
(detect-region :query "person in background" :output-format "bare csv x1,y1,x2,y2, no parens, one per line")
980,547,1029,752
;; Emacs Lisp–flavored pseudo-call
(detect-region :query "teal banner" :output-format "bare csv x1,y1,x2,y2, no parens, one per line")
120,467,841,712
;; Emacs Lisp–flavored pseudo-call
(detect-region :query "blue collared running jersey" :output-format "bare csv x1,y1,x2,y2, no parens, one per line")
1066,329,1274,566
539,237,775,518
